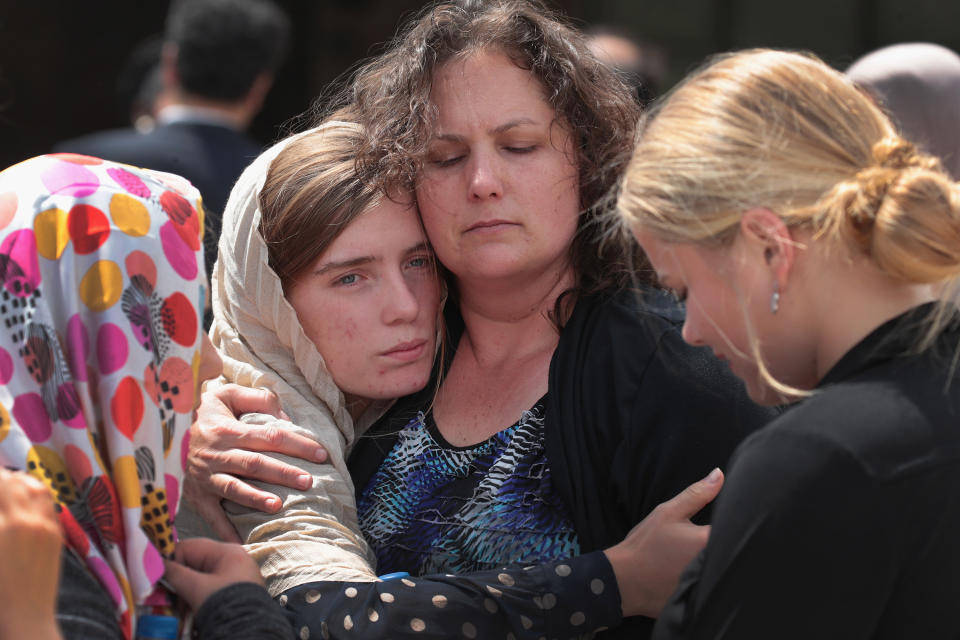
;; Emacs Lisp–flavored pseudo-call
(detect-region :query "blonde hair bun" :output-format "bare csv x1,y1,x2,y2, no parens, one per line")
826,137,960,284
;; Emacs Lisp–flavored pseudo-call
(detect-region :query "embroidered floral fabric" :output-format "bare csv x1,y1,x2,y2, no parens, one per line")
0,154,206,638
358,400,580,574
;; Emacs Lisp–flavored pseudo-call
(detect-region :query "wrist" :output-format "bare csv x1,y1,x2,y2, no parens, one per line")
603,545,657,618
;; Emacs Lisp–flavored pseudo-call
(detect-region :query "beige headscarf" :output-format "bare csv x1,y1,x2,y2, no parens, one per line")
188,123,390,594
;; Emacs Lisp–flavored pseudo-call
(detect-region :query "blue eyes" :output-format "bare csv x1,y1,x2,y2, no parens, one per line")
332,256,432,288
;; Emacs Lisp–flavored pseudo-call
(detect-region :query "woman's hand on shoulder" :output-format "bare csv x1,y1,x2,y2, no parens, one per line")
183,383,329,541
604,468,724,619
0,469,64,640
163,537,265,613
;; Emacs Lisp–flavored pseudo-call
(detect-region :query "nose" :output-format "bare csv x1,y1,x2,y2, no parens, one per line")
467,149,503,201
681,312,705,347
382,271,420,325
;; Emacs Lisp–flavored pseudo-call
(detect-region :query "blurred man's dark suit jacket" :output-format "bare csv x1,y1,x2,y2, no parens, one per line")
55,119,263,296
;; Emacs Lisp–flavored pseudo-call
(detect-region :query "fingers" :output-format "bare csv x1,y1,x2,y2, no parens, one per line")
173,537,228,572
172,537,265,587
233,425,327,463
0,470,59,531
196,444,311,495
162,557,209,611
225,447,315,489
194,398,326,464
186,493,243,543
212,384,288,420
211,472,285,513
662,468,725,520
163,555,197,588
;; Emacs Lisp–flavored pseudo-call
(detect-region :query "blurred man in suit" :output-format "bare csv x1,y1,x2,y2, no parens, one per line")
56,0,291,314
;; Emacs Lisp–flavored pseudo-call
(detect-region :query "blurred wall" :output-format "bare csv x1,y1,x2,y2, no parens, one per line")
1,0,957,169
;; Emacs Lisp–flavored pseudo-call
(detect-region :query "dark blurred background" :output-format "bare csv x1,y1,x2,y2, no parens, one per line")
2,0,958,170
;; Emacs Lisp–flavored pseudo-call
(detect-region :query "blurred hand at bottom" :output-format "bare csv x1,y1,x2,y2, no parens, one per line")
163,537,265,612
0,468,64,640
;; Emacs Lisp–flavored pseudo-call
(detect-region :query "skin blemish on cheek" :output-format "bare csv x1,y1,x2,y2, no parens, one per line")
339,319,359,341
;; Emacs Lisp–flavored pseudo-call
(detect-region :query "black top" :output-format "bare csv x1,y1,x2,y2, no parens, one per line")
654,304,960,640
349,288,775,639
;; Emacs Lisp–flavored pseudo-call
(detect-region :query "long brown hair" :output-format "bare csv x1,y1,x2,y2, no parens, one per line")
325,0,651,324
258,116,389,290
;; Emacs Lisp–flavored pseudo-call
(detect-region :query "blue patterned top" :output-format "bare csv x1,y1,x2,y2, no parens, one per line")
357,399,580,575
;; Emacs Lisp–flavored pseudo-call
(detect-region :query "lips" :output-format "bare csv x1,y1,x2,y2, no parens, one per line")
465,219,516,233
381,339,428,362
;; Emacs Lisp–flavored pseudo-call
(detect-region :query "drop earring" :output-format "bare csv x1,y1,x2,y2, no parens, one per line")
770,281,780,315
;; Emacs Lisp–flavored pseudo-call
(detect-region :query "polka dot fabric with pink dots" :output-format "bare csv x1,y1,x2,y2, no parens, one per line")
0,154,206,639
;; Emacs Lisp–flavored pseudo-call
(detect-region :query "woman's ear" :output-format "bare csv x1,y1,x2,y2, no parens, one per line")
739,208,798,287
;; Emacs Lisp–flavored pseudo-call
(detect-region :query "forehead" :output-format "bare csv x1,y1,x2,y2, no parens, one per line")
323,199,424,257
634,229,676,272
430,50,554,125
634,229,722,282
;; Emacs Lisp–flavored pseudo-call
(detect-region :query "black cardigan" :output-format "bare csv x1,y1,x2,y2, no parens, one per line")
350,287,775,638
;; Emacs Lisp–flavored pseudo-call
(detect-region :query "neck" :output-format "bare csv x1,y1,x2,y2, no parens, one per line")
805,253,936,380
455,266,576,368
167,93,252,129
344,394,372,422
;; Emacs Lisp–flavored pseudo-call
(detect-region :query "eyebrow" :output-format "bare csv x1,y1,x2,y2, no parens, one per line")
434,118,539,142
314,241,431,275
315,256,375,275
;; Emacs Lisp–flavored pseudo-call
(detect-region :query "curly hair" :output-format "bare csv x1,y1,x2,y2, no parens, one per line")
324,0,650,323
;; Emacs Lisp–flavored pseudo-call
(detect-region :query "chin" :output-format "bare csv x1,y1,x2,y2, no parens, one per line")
363,370,433,401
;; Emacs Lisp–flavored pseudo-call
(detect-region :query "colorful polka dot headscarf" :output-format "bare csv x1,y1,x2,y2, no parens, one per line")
0,154,207,638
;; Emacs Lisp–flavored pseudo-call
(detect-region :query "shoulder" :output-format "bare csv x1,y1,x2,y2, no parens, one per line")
556,287,681,377
167,122,262,154
556,288,772,425
54,127,186,168
750,374,960,481
54,128,143,156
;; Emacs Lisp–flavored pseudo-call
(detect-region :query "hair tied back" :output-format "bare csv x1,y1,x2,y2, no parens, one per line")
832,135,960,284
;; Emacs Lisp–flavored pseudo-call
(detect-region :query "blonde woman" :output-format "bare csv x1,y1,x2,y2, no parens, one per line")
620,49,960,639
